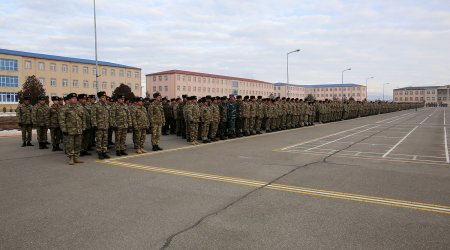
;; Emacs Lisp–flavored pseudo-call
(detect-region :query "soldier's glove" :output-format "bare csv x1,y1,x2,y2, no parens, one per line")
63,132,69,136
18,123,22,127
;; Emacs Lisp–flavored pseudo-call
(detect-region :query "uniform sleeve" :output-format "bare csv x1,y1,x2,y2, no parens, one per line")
59,109,67,133
127,108,132,127
109,106,117,127
31,107,37,125
45,107,51,127
91,105,97,127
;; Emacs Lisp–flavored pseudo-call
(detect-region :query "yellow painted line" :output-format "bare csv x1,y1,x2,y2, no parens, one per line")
101,160,450,215
275,150,450,167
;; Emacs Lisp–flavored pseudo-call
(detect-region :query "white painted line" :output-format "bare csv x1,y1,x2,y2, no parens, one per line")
419,108,438,125
413,155,417,160
375,113,411,124
444,127,449,163
382,126,419,158
305,125,381,151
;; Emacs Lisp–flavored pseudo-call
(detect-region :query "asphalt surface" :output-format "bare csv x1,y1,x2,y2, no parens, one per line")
1,107,449,249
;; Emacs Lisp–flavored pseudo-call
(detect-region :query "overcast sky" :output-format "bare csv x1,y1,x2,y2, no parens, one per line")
1,0,450,100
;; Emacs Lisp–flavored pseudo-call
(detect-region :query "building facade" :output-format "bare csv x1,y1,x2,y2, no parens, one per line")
146,70,274,98
273,83,367,101
0,48,141,108
393,85,450,104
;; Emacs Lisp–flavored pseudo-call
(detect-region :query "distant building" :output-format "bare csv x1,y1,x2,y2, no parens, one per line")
146,69,367,101
393,85,450,104
0,48,141,108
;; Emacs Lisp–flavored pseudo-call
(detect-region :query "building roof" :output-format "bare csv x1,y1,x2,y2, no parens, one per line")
394,86,441,90
274,82,364,88
146,70,271,84
0,48,140,69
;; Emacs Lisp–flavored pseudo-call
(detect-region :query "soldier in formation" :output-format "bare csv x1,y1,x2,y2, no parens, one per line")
16,96,34,147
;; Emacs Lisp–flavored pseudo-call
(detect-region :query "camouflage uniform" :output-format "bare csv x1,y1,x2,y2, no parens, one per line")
148,99,165,147
184,100,200,144
32,101,50,148
209,101,220,141
249,99,257,134
16,101,33,146
255,99,264,134
79,100,92,154
49,101,63,151
242,99,251,135
235,98,244,137
91,99,110,156
59,99,85,164
200,102,212,142
131,101,149,153
110,101,132,154
218,98,228,139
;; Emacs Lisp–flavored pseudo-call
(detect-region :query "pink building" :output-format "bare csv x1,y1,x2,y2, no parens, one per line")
146,70,274,98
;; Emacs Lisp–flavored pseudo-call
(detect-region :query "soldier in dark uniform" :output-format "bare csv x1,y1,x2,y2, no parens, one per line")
218,96,228,140
162,97,172,135
78,94,92,156
235,95,243,137
49,96,63,151
227,95,237,138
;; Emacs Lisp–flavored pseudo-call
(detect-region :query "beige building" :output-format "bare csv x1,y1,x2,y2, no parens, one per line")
0,48,141,108
393,85,450,104
274,83,367,101
146,70,274,98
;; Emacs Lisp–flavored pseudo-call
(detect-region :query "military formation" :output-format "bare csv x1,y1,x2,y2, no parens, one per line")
16,92,423,165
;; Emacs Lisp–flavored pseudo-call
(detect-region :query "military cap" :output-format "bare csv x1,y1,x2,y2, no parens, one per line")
286,98,290,101
116,93,125,99
236,95,242,99
182,94,188,98
257,96,262,99
153,92,161,98
97,91,107,97
244,96,249,100
216,96,220,99
176,97,181,101
250,96,255,100
210,97,216,101
67,93,77,99
198,98,204,103
37,95,46,100
162,97,167,101
51,96,58,101
77,94,87,100
192,96,197,100
170,98,175,102
136,97,144,102
88,94,96,99
221,96,227,100
205,95,211,100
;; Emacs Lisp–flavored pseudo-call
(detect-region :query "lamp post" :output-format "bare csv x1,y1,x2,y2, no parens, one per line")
383,83,390,101
93,0,99,94
365,76,374,101
287,49,300,97
341,68,351,101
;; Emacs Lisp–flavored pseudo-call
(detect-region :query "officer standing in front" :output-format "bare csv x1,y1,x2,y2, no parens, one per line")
91,91,111,159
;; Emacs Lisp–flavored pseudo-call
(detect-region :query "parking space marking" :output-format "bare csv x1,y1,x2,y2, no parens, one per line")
445,127,449,163
382,126,418,158
100,159,450,215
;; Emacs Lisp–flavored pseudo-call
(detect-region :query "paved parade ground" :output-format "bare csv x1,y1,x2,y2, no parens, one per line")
1,107,450,249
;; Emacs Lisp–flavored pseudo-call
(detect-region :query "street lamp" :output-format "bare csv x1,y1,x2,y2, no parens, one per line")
365,76,374,101
93,0,99,94
341,68,351,101
287,49,301,97
383,83,390,101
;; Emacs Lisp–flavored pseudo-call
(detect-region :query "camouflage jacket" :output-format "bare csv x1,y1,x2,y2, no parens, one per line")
59,103,85,135
16,103,33,124
227,102,237,120
172,103,179,120
249,101,257,118
200,105,212,123
148,101,165,126
242,101,251,118
131,105,149,129
80,103,92,129
91,102,110,130
184,103,200,123
49,103,60,128
110,103,132,128
32,103,50,127
210,103,220,123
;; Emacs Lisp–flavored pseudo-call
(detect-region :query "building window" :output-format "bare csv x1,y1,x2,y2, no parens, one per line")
135,72,139,78
39,78,45,85
72,65,78,73
159,86,162,92
127,71,131,78
110,69,115,76
153,76,157,81
83,80,89,88
62,64,68,72
188,76,191,82
119,70,124,77
0,59,18,71
159,76,162,81
102,68,107,76
93,68,97,76
177,75,180,80
102,81,107,90
188,86,191,92
193,86,196,92
183,86,186,91
0,75,19,87
177,86,180,91
164,86,168,92
73,80,78,88
83,67,88,74
50,63,56,71
203,87,206,92
93,81,98,89
50,79,56,87
62,79,68,87
153,86,157,92
111,82,115,89
164,75,168,81
24,61,32,69
232,81,239,87
38,62,45,70
0,92,19,103
135,83,139,90
198,87,202,93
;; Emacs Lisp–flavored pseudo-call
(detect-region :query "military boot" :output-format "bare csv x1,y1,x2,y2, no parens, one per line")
55,144,63,151
26,141,34,146
21,142,26,147
103,152,111,159
120,150,128,155
140,148,147,153
116,150,122,156
42,142,49,149
74,157,84,164
156,145,163,150
136,148,142,154
68,156,75,165
98,152,105,160
152,145,158,151
52,145,57,151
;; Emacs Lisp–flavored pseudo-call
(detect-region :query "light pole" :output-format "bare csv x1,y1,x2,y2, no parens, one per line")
383,83,390,101
287,49,300,97
93,0,99,94
341,68,351,101
365,76,374,101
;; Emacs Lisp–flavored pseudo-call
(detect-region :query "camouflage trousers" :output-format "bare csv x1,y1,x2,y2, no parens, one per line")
95,129,108,153
36,126,48,143
201,122,210,140
281,115,287,129
249,117,255,132
151,124,162,145
50,127,62,146
134,129,146,149
227,118,236,136
209,122,219,139
81,129,92,151
218,121,227,139
255,118,262,132
21,124,32,142
309,114,314,124
115,128,128,151
176,119,182,134
185,121,190,139
189,122,199,142
65,134,82,158
235,117,243,135
243,117,250,133
263,117,271,131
